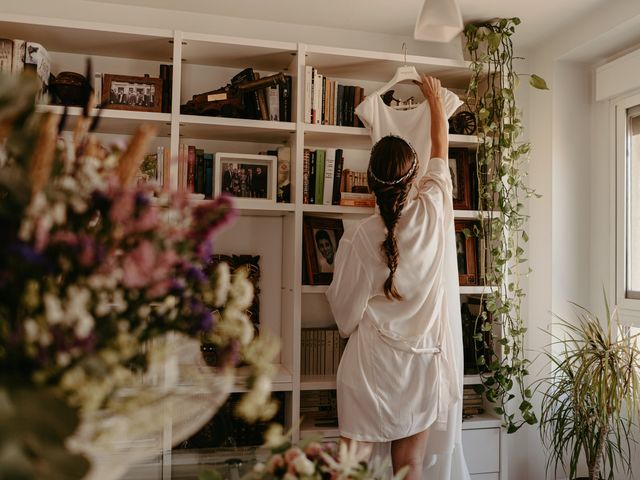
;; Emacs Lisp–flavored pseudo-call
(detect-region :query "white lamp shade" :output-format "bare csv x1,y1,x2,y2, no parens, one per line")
414,0,464,43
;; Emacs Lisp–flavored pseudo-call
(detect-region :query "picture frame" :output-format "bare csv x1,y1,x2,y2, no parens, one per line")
214,152,277,205
302,216,344,285
455,220,478,286
448,147,472,210
101,74,162,112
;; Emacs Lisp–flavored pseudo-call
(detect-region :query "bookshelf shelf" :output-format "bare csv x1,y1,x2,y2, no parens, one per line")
37,105,172,136
461,412,502,430
304,43,471,88
300,375,337,391
449,134,480,147
301,285,329,294
189,200,295,217
459,286,500,295
233,364,293,393
299,416,340,440
179,114,296,143
181,32,297,70
302,204,374,215
0,15,173,61
464,374,482,385
303,123,370,149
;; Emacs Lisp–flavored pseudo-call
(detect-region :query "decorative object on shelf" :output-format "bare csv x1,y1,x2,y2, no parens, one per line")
277,146,291,203
464,17,549,432
181,67,288,120
201,254,261,366
455,220,478,286
302,216,344,285
101,73,162,112
448,110,476,135
49,71,92,106
539,298,640,480
0,72,278,480
215,152,277,204
448,147,472,210
462,385,484,418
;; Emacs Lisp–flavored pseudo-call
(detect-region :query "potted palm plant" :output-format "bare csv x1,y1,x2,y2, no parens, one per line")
539,297,640,480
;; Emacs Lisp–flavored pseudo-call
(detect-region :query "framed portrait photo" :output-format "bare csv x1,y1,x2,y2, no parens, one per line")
214,153,277,205
448,147,472,210
102,74,163,112
455,220,478,286
302,216,344,285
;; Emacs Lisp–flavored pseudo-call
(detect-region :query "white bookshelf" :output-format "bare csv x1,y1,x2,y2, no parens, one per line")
3,13,504,478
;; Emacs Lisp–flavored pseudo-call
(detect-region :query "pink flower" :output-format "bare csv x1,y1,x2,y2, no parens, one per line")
304,442,323,460
109,191,135,224
266,453,285,473
284,446,303,464
122,241,156,288
129,207,159,234
146,278,172,298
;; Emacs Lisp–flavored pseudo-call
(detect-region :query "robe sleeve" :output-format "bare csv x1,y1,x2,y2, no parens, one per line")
325,237,372,338
416,157,453,214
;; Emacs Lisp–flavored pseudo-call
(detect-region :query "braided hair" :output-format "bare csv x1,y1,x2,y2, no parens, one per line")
367,135,418,301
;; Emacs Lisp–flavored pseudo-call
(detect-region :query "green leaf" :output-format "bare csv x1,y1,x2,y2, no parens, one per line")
529,74,549,90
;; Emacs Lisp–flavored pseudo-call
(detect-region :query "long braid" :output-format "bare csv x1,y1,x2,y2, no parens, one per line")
367,136,418,301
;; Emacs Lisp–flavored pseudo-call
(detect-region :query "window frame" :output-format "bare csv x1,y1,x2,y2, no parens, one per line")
614,91,640,323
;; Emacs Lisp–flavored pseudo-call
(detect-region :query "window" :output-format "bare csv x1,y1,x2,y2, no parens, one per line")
625,106,640,299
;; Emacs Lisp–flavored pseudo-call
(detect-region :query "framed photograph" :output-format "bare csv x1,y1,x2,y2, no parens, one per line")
214,152,277,204
102,74,162,112
455,220,478,286
303,216,344,285
448,148,472,210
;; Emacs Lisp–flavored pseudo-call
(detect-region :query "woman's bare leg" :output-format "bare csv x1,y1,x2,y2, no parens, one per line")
390,429,429,480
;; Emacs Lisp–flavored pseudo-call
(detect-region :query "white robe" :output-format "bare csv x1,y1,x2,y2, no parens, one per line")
325,89,470,479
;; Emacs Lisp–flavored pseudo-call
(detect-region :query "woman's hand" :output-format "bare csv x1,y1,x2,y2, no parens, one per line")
414,74,448,160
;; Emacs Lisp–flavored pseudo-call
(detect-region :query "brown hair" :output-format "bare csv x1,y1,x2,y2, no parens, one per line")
367,135,417,301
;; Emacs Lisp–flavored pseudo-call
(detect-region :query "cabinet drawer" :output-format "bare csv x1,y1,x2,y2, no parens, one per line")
462,428,500,474
471,474,499,480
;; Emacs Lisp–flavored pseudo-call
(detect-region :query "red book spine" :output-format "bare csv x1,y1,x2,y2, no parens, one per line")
187,145,196,193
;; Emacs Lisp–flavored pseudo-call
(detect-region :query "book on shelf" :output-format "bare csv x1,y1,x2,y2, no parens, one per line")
268,84,279,121
322,148,336,206
300,390,338,428
304,66,366,127
301,327,347,376
159,63,173,113
279,74,292,122
178,144,216,198
314,149,325,205
331,149,344,205
339,192,375,208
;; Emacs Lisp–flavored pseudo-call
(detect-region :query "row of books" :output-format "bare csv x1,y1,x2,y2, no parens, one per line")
300,390,338,429
301,327,347,376
266,75,293,122
302,148,374,207
462,386,484,418
177,145,215,198
304,66,365,127
0,38,50,101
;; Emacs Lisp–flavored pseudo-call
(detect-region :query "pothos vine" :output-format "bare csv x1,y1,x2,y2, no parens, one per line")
463,17,548,433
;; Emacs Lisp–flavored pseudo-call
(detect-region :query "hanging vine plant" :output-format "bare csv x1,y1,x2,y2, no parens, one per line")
463,17,548,433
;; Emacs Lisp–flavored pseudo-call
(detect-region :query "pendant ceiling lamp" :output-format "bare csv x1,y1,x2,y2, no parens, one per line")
414,0,464,42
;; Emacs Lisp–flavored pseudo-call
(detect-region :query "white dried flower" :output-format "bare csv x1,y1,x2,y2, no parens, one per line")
292,454,315,476
23,319,39,343
56,351,71,368
213,262,231,307
44,293,64,325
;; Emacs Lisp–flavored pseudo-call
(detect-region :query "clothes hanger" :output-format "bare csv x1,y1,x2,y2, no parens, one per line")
374,43,422,109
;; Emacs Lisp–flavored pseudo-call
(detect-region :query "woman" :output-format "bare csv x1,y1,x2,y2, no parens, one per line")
326,75,461,479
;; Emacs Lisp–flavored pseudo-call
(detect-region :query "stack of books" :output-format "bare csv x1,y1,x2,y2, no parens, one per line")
304,66,365,127
177,145,215,198
300,390,338,428
301,327,347,376
462,386,485,418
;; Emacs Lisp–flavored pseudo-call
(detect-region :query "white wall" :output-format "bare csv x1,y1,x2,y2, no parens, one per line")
522,1,640,478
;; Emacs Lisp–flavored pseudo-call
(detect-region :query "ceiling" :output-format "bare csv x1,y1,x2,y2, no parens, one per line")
87,0,609,49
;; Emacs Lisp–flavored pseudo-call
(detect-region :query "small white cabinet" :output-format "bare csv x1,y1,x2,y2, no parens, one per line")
462,427,500,476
